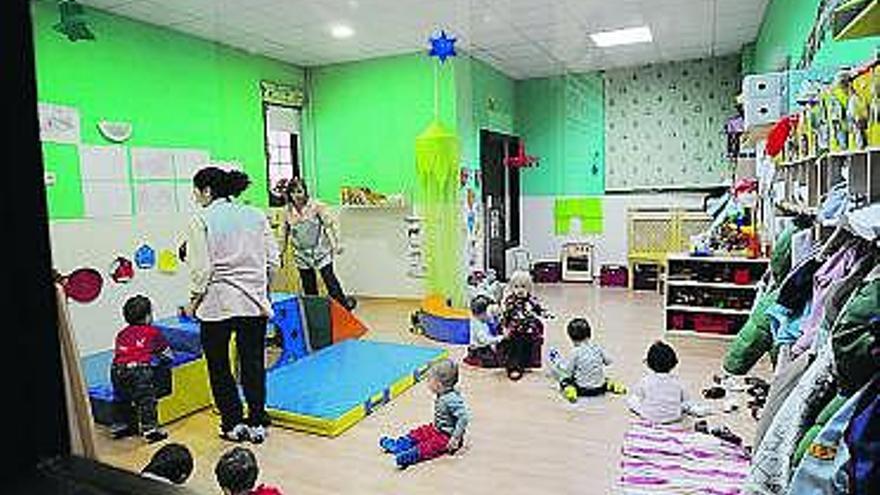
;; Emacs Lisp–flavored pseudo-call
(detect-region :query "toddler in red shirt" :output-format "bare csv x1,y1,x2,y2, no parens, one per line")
111,295,173,442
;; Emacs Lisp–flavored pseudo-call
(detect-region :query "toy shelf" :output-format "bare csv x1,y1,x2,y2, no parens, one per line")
664,254,768,339
775,147,880,215
833,0,880,41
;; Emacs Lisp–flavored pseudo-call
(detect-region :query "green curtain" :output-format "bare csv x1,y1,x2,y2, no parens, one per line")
415,120,464,306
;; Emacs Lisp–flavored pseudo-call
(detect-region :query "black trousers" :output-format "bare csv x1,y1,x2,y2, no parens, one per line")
560,377,608,397
299,263,346,304
501,334,534,373
111,364,160,432
200,316,268,431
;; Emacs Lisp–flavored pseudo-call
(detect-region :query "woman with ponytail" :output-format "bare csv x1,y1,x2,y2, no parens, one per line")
283,177,355,310
184,167,280,444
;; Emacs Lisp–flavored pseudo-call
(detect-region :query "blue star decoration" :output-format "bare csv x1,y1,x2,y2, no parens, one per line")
428,30,457,63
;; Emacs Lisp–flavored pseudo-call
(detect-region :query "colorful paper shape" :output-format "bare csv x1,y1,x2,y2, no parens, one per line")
157,249,178,274
109,256,134,284
135,244,156,269
554,197,604,234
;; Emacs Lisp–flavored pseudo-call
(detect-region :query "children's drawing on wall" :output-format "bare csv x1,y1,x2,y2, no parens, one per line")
405,215,426,279
461,168,484,276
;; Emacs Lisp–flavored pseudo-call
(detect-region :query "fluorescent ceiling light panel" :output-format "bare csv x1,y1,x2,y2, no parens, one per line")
590,26,652,47
330,24,354,38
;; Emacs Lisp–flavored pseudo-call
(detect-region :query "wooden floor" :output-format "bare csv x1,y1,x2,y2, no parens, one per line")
96,285,768,494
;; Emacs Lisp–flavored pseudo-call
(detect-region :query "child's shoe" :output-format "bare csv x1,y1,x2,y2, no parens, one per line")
607,380,628,395
380,435,414,454
110,423,136,440
507,369,523,381
143,428,168,443
395,447,421,469
562,385,578,403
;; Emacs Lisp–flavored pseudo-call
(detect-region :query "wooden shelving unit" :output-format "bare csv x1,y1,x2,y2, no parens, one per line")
664,254,769,339
774,147,880,243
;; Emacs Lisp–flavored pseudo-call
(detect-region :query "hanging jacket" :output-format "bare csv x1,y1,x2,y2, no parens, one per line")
784,383,869,495
791,245,859,356
831,266,880,395
845,374,880,495
745,342,837,495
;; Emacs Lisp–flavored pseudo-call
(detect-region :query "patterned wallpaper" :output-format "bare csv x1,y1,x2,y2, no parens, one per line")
604,55,740,190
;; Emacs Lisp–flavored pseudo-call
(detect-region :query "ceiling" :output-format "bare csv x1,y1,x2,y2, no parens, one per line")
79,0,769,78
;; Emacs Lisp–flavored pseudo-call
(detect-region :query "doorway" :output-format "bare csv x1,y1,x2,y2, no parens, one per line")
480,129,521,281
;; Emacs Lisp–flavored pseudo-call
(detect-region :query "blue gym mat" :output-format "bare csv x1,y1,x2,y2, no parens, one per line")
265,339,447,435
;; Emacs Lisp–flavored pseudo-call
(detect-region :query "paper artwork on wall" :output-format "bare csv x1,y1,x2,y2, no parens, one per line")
79,145,128,181
135,182,177,215
157,249,179,274
109,256,135,284
131,148,175,180
38,103,81,144
135,244,156,269
174,149,210,181
554,197,604,235
82,182,132,218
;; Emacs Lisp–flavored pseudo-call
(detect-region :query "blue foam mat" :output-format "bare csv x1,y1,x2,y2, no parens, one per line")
266,339,444,419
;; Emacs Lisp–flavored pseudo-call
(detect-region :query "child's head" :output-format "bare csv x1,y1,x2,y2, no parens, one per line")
123,295,153,325
142,443,194,485
470,295,492,321
646,341,678,373
428,359,459,394
566,318,592,343
507,270,533,297
215,447,259,495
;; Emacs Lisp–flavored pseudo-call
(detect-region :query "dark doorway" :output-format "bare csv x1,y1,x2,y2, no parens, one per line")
480,130,521,281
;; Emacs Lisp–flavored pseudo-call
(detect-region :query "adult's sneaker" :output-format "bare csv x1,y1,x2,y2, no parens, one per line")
249,425,267,444
219,423,251,443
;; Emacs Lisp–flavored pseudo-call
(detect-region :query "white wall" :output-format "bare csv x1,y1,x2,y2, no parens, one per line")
520,193,706,267
333,207,424,299
50,214,191,355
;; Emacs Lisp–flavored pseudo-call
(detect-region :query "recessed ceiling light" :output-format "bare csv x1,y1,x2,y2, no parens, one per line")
330,24,354,39
589,26,652,47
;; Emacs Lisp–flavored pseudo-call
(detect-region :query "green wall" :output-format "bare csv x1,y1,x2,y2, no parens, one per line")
516,73,605,196
32,1,304,217
752,0,879,72
455,56,516,172
305,53,457,204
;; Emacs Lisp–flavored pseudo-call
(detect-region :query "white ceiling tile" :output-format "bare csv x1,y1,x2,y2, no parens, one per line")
80,0,765,77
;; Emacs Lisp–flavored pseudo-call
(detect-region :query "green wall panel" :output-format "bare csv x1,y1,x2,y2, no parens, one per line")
42,143,84,219
305,53,457,204
516,73,604,196
32,1,304,215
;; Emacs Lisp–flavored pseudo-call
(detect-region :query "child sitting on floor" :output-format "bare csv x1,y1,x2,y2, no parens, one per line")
110,294,173,442
499,270,550,380
463,295,504,368
379,359,470,469
215,446,283,495
548,318,626,402
141,443,194,485
628,341,699,423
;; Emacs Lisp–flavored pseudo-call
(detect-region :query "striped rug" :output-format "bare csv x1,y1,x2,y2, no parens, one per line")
619,421,751,494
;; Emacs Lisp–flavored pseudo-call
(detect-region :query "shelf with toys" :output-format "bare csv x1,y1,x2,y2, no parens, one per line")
664,254,769,339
